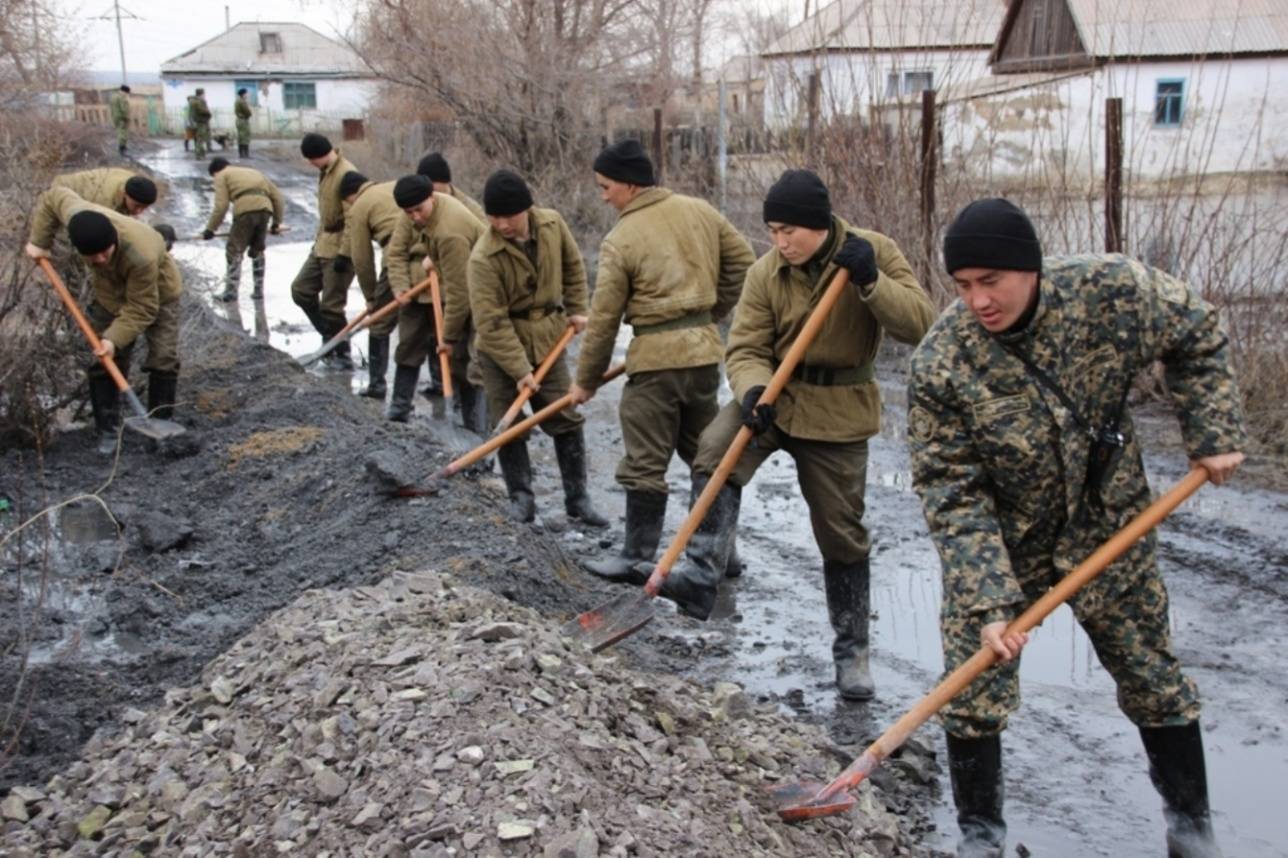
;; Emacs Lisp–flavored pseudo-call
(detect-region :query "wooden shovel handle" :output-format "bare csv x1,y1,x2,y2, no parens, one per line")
643,270,853,595
494,324,577,434
37,258,132,393
344,275,432,337
816,467,1211,801
428,269,453,400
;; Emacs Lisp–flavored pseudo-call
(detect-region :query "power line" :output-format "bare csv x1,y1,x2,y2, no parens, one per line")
93,1,143,85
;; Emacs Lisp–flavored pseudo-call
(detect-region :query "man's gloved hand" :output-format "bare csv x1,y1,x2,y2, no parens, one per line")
332,255,353,274
201,229,215,241
834,235,878,288
740,386,776,436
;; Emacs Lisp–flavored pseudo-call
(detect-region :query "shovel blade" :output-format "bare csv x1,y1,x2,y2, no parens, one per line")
767,781,857,822
563,591,655,652
123,415,186,441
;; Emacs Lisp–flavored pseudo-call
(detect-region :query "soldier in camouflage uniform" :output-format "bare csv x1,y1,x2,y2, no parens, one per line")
658,170,935,701
53,168,157,217
189,89,212,159
908,198,1245,858
110,85,130,156
202,157,284,302
468,169,607,526
384,174,485,425
571,139,754,583
235,89,253,158
340,171,402,400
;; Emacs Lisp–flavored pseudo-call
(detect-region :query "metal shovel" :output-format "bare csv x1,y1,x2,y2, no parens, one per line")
298,274,433,367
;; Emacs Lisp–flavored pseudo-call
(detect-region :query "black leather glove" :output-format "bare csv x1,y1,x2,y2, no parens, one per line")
332,255,352,274
201,229,215,241
834,235,878,287
740,386,776,436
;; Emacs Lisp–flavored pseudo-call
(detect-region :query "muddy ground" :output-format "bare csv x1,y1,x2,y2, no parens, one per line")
3,139,1287,856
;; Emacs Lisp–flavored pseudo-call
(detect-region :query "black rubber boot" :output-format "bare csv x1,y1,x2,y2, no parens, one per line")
583,490,667,584
386,364,419,422
146,371,178,421
824,557,875,700
656,473,739,620
360,336,389,399
457,381,489,435
419,354,444,399
250,255,265,299
88,372,121,455
219,254,241,301
118,144,127,157
1140,722,1224,858
726,534,744,578
553,429,609,528
496,441,536,523
946,733,1006,858
322,321,354,370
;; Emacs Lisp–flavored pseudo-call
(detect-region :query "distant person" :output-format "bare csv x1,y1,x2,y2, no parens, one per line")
291,133,359,370
235,88,253,158
189,88,212,159
202,157,284,302
339,171,402,400
110,85,131,157
909,198,1245,858
26,187,184,452
52,168,156,217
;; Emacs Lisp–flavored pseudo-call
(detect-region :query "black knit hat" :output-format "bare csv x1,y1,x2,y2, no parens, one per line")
592,139,655,187
763,169,831,230
207,157,230,176
300,133,332,159
119,84,130,93
153,223,176,251
483,169,533,217
339,171,368,199
68,211,117,255
124,175,157,204
393,175,433,209
417,153,451,183
237,87,248,96
942,198,1042,275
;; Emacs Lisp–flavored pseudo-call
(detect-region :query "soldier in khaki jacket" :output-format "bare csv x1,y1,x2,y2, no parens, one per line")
341,172,402,400
661,170,936,701
384,174,485,425
53,168,157,217
25,187,184,451
571,139,754,581
202,157,284,302
291,133,359,369
468,169,607,526
418,152,485,222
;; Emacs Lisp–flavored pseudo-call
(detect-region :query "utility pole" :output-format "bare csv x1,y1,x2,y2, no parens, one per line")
95,1,141,86
225,5,230,30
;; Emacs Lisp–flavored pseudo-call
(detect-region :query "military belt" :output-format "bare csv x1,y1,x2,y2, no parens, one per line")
632,310,713,336
789,363,875,386
232,188,270,202
509,304,563,321
322,220,345,234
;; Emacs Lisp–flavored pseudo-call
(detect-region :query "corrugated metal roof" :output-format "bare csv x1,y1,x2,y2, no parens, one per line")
1067,0,1288,57
764,0,1007,56
160,22,371,76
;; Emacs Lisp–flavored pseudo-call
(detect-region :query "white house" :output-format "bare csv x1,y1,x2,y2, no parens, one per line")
159,22,380,135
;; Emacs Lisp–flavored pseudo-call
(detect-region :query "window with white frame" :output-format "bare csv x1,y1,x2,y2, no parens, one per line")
886,70,934,98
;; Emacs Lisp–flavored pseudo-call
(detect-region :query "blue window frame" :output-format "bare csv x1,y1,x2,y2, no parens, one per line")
234,79,259,106
1155,79,1185,127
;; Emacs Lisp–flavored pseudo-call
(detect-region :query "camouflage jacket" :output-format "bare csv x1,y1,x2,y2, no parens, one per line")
575,187,754,388
235,99,252,122
726,216,934,442
205,166,284,233
110,92,129,125
52,168,137,215
908,255,1247,622
190,96,212,124
313,150,357,259
385,192,484,341
468,206,590,381
345,181,402,302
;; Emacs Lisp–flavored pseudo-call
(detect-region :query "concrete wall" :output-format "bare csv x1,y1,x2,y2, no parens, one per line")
159,76,380,135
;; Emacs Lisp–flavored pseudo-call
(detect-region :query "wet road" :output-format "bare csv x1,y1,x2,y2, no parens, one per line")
140,139,1288,857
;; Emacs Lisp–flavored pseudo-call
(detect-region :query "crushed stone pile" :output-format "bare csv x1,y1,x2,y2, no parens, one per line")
3,568,922,857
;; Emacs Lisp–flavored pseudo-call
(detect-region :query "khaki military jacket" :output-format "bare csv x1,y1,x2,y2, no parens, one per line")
110,93,129,125
190,96,212,123
346,181,403,299
235,100,252,121
386,192,484,342
30,187,183,350
908,255,1247,622
53,168,137,215
205,166,284,233
576,188,753,387
726,217,934,443
449,186,485,222
468,206,590,381
313,150,357,259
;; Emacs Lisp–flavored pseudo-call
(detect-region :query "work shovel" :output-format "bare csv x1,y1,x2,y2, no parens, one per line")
769,467,1211,822
492,324,577,435
37,258,186,442
181,224,292,241
298,275,433,367
564,270,854,652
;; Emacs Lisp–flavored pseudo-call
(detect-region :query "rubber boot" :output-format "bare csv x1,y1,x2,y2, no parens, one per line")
552,429,609,528
1140,722,1224,858
583,490,667,584
118,144,127,157
146,371,178,421
360,336,389,399
656,473,739,620
88,373,121,455
419,354,444,399
726,533,744,578
322,321,354,371
496,441,536,523
824,558,875,700
457,381,489,435
386,364,419,422
946,733,1006,858
219,254,241,301
184,138,190,152
250,255,265,299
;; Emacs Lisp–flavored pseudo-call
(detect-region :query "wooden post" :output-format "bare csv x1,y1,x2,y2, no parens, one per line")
920,89,938,284
653,108,665,185
806,71,820,161
1105,97,1123,254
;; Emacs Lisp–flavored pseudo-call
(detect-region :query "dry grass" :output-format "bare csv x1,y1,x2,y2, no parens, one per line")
227,427,326,467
